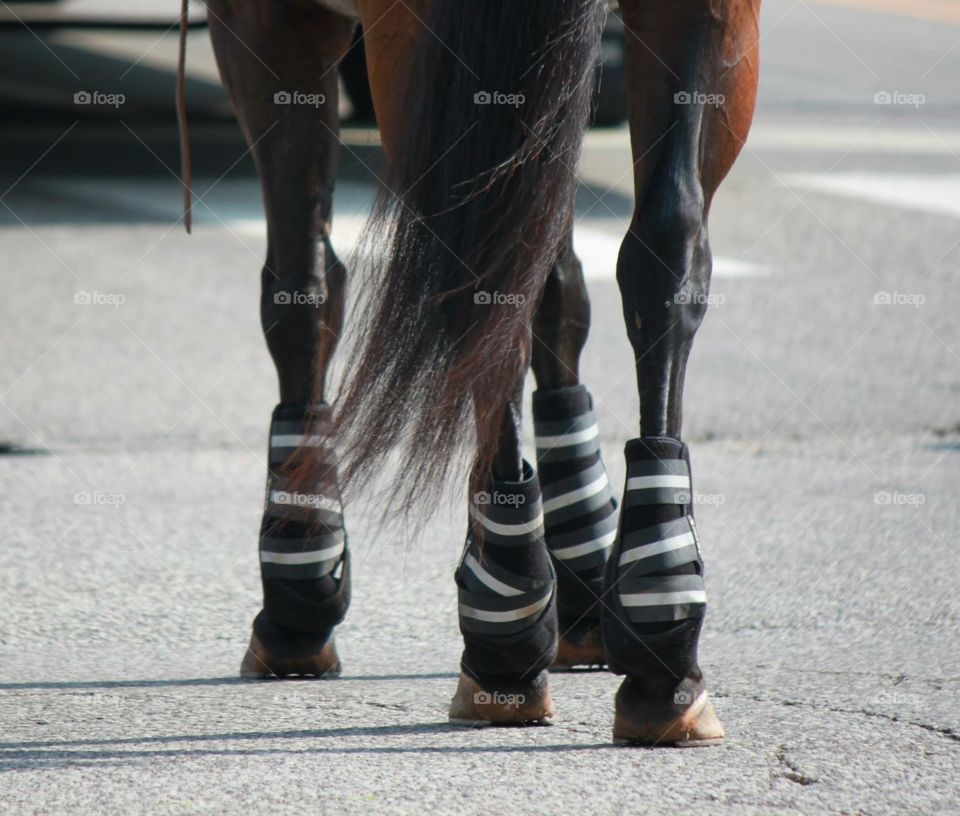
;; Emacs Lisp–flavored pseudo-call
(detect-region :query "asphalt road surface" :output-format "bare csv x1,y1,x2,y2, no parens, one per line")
1,1,959,813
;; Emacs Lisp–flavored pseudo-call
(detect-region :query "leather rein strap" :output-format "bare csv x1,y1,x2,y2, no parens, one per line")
176,0,193,233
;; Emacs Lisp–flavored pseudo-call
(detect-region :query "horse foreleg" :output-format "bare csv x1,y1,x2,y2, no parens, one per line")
207,0,356,678
531,225,618,670
604,0,761,745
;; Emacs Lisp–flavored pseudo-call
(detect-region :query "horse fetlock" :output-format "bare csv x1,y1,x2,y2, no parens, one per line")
552,616,606,672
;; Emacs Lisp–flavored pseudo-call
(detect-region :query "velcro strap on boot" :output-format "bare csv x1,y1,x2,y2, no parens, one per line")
259,531,346,580
263,550,351,632
623,459,692,507
457,546,555,637
616,516,706,623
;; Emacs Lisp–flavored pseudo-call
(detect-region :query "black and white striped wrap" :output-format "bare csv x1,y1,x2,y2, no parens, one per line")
457,467,556,654
623,458,693,507
534,406,602,464
457,545,555,638
611,449,707,624
533,389,618,579
260,404,346,581
467,480,546,550
616,514,706,623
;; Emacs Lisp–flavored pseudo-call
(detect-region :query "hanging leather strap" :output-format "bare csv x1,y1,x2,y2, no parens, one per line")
176,0,193,233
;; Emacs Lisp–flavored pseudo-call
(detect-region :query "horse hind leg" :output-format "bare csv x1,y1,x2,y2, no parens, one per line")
448,380,558,725
450,223,620,716
604,0,760,745
531,225,618,671
207,0,356,678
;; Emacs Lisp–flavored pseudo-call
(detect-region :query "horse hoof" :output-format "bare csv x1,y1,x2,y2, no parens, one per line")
612,677,725,747
448,671,555,726
551,623,606,671
240,631,342,679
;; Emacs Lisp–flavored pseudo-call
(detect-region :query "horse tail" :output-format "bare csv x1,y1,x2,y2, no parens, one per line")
332,0,605,506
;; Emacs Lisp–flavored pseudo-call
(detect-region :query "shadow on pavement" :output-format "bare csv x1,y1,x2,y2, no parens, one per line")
0,672,459,691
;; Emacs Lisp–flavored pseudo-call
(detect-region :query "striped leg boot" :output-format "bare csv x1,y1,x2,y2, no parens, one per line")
532,386,617,669
240,403,350,679
448,463,558,725
602,437,724,746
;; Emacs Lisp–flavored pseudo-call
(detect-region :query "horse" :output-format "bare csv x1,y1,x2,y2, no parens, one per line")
197,0,760,746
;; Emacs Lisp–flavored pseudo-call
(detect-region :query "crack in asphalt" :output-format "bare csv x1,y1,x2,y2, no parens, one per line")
715,692,960,745
775,745,819,786
777,667,960,686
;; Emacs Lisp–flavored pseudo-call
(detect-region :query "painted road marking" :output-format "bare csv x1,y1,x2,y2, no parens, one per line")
3,177,771,281
784,172,960,219
229,214,770,281
746,124,960,154
808,0,960,26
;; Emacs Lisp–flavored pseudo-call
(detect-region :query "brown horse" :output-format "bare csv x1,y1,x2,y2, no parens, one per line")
201,0,760,745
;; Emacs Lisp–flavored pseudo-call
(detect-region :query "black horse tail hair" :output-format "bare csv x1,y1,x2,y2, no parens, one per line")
326,0,605,509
